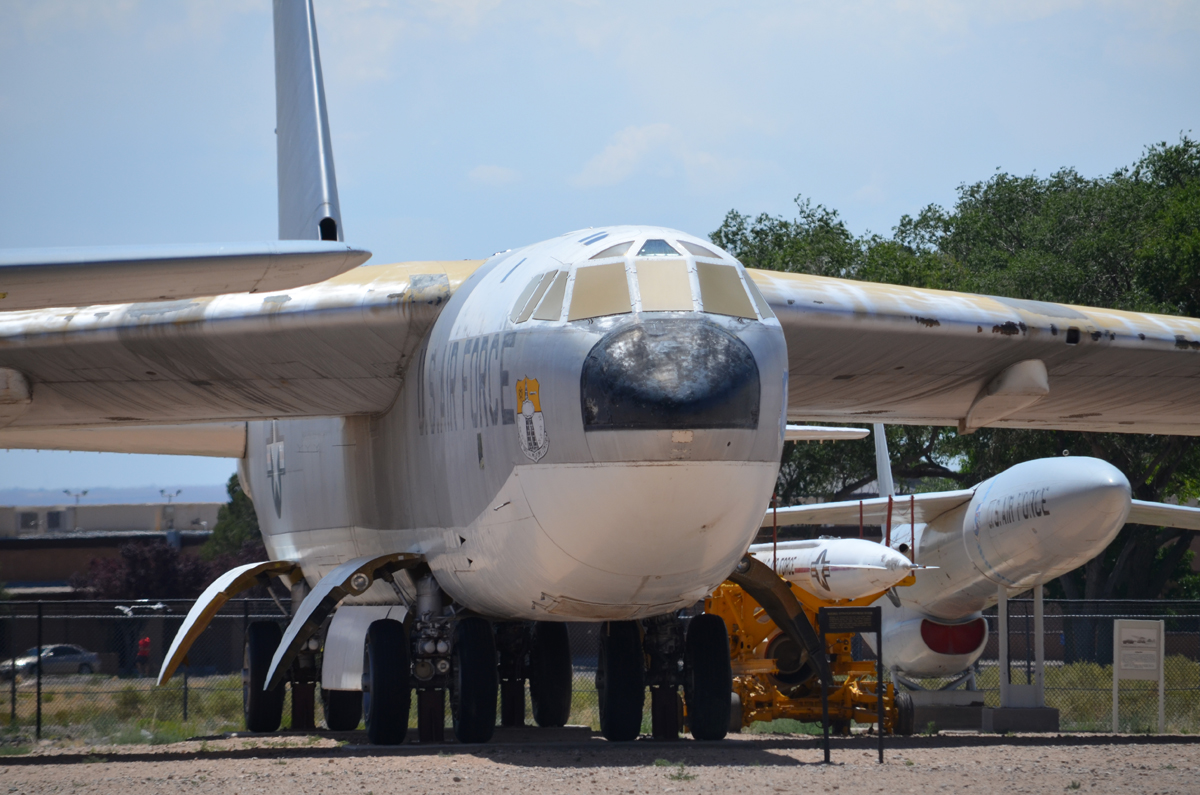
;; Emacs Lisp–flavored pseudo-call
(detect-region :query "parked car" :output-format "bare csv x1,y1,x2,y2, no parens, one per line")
1,644,101,678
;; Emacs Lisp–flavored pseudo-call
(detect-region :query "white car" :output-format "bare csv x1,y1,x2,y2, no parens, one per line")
1,644,100,678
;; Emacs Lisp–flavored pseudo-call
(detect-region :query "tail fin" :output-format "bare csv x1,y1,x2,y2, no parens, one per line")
872,423,895,497
274,0,342,242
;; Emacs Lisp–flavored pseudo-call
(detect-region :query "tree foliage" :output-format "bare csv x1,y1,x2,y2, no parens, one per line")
713,137,1200,599
70,541,213,600
202,473,263,561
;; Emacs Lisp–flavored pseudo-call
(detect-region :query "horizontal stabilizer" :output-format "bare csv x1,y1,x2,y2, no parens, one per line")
0,241,369,311
1128,499,1200,531
785,424,869,442
0,423,245,457
763,489,976,528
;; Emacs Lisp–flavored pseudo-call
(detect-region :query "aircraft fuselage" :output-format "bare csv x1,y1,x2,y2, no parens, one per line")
246,226,787,621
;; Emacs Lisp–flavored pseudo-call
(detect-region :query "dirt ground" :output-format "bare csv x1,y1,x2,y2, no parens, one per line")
2,731,1198,794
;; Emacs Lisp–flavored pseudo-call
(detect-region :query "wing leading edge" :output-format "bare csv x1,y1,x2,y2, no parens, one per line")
749,269,1200,436
0,241,369,311
0,259,484,429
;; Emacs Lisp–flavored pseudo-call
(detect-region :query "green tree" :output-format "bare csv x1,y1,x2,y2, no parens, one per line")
201,473,263,560
714,136,1200,599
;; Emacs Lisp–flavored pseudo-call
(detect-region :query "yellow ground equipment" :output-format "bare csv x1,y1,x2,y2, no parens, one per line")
706,571,915,735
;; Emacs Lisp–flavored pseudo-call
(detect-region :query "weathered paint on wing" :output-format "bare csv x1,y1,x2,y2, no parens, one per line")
749,269,1200,435
0,259,483,428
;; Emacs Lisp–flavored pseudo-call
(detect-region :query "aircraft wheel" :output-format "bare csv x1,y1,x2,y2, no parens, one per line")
728,692,744,734
451,617,498,743
529,622,572,727
322,687,363,731
596,621,644,742
683,614,732,741
893,690,915,736
243,621,285,732
364,619,410,745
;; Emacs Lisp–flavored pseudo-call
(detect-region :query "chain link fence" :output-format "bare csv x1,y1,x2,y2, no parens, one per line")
909,599,1200,733
2,598,1198,744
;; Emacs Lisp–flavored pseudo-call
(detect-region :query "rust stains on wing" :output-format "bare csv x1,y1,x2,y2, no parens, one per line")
1174,335,1200,351
915,316,940,328
992,321,1025,336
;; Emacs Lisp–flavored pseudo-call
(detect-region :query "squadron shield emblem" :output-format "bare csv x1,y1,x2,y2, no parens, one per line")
516,377,548,462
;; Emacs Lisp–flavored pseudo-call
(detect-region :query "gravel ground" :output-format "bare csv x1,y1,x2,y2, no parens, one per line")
2,733,1198,794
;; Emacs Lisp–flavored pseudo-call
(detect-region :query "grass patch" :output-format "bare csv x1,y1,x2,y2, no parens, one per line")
745,718,823,736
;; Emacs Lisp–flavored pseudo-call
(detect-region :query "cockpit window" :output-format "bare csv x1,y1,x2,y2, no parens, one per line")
696,262,756,319
743,275,776,319
636,239,680,257
590,241,633,260
679,241,722,259
635,259,692,312
532,272,569,321
568,262,632,321
511,271,558,324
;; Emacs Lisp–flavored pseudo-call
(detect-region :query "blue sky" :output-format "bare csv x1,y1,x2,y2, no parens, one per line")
0,0,1197,490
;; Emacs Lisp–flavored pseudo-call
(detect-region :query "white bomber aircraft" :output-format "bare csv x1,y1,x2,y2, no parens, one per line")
764,426,1200,681
3,0,1200,745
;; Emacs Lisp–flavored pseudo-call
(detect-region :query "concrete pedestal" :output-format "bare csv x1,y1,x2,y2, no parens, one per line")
914,705,985,731
982,707,1060,733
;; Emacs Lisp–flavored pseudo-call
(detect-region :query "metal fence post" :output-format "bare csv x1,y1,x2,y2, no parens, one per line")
9,614,15,725
35,601,42,740
9,622,15,725
183,668,189,722
876,627,884,764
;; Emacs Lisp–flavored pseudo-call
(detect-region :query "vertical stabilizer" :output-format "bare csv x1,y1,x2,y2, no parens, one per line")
274,0,342,242
872,423,895,497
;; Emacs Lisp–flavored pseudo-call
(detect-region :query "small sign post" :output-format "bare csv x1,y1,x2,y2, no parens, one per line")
1112,619,1164,733
818,606,884,764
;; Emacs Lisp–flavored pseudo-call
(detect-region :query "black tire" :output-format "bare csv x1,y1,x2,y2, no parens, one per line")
683,614,732,741
451,617,498,743
243,621,285,733
529,622,572,727
322,688,363,731
728,692,743,734
78,664,93,675
364,619,410,745
596,621,644,742
893,690,915,736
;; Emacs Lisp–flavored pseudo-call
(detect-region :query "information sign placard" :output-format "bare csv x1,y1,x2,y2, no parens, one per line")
1112,619,1164,733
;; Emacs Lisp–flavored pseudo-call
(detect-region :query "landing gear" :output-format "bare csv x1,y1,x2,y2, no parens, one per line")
363,619,410,745
683,613,732,741
321,687,363,731
496,622,531,727
243,621,285,732
529,622,572,727
643,615,685,740
893,691,915,736
596,621,644,742
450,617,498,743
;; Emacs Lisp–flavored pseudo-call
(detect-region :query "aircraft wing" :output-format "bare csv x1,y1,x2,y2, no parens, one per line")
0,260,483,429
748,269,1200,435
762,489,977,528
0,242,369,311
785,424,870,442
1128,500,1200,531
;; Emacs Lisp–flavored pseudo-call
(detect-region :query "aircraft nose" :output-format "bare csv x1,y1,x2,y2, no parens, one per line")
1052,458,1131,540
580,319,761,430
